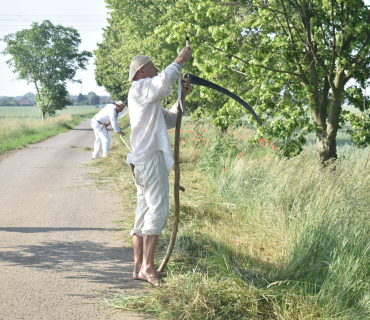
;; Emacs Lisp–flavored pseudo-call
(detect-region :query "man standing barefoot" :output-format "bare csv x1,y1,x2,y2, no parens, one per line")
127,46,192,287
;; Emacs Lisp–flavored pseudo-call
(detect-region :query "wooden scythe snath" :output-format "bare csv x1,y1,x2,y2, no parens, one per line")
158,37,189,273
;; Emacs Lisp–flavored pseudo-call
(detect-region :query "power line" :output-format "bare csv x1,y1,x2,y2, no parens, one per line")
0,15,111,36
0,15,110,26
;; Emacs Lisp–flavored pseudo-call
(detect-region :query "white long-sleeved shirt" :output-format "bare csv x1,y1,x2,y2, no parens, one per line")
126,63,181,173
93,103,127,133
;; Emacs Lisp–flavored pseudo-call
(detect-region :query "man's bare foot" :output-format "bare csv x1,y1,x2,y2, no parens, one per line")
133,270,167,280
139,271,167,287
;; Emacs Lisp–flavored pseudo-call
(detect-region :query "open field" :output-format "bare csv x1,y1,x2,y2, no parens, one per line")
91,117,370,319
0,105,102,118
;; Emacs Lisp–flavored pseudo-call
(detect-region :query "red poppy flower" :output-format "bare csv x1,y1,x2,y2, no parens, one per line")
171,129,174,132
259,138,265,143
263,143,267,146
272,145,276,149
189,130,193,133
223,168,226,171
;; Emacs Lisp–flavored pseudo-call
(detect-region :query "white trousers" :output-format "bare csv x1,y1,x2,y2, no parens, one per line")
130,151,170,236
91,120,110,158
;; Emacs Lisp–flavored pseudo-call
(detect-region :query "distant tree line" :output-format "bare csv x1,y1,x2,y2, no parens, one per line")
0,92,35,106
75,92,108,105
0,91,111,106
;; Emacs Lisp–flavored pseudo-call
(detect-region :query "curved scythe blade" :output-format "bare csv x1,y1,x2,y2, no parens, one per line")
183,73,262,126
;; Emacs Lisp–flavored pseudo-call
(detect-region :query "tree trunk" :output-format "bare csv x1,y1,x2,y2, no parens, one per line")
221,126,228,133
41,109,46,120
315,88,342,163
316,129,334,163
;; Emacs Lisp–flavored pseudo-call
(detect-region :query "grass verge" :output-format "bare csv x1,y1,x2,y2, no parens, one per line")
0,113,95,155
92,118,370,320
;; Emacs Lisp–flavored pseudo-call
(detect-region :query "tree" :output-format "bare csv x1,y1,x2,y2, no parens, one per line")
2,20,92,119
90,94,100,105
77,93,87,104
35,83,69,116
94,0,200,110
24,92,35,99
96,0,370,162
0,97,16,106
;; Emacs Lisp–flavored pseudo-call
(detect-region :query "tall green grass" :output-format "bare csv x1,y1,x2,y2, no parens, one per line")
94,119,370,319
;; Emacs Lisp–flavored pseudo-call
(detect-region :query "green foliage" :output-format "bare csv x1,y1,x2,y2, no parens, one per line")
89,94,100,105
24,92,35,99
35,83,69,117
344,112,370,148
96,0,370,160
77,93,87,103
1,20,92,118
343,85,370,148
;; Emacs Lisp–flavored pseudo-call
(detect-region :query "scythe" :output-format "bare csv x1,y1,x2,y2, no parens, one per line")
158,37,261,272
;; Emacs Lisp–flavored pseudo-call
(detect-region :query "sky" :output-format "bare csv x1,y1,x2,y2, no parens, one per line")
0,0,111,97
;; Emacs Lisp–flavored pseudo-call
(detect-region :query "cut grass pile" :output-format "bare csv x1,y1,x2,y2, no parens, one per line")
92,118,370,319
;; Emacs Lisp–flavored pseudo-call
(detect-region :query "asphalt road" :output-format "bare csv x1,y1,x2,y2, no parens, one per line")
0,119,149,320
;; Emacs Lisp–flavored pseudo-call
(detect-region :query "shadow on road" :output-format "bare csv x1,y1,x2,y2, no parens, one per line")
0,228,138,291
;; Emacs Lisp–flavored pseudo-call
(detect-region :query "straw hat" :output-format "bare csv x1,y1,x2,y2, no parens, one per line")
128,55,151,81
116,101,125,108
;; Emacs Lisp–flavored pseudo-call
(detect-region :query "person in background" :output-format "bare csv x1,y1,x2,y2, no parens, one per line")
91,101,126,159
127,45,192,287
